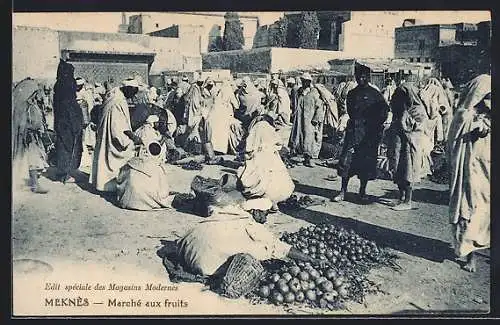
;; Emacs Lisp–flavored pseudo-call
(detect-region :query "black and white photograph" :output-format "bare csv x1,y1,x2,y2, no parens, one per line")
11,10,492,316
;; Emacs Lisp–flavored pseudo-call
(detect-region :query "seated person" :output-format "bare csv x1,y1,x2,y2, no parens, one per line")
135,114,186,162
135,114,163,146
237,110,295,212
116,141,170,211
176,191,323,276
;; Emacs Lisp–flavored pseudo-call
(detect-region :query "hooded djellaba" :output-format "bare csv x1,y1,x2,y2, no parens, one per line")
447,74,491,273
386,82,429,211
12,78,52,193
53,59,84,183
237,110,295,212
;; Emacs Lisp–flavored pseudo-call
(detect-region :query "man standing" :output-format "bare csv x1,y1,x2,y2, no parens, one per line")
53,58,84,183
382,78,396,104
333,64,389,202
288,72,325,167
76,77,95,170
178,75,206,151
236,77,265,130
267,79,291,127
172,76,191,123
286,77,298,119
91,78,143,192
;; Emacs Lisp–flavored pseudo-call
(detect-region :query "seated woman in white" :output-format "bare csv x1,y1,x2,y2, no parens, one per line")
237,110,295,212
116,141,170,211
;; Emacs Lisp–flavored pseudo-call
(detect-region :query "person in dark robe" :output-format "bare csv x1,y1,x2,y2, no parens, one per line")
333,64,389,203
53,59,84,183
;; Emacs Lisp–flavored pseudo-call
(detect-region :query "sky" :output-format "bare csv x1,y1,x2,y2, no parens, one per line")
12,11,491,33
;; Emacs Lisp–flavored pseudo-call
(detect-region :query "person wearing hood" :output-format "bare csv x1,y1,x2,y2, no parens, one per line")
333,65,389,203
179,75,205,149
386,82,429,210
201,78,241,161
116,140,170,210
53,59,84,183
447,74,491,273
288,72,325,167
75,77,95,170
236,77,265,130
12,78,52,193
267,79,292,127
237,109,295,212
91,78,143,192
419,77,453,175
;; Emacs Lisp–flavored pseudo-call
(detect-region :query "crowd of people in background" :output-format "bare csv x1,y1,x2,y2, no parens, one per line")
12,55,490,273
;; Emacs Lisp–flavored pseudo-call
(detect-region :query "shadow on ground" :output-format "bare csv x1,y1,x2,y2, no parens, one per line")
281,208,454,263
379,188,449,206
43,167,118,206
293,181,378,205
293,179,449,206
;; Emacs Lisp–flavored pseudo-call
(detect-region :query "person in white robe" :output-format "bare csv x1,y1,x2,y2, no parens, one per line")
448,74,490,273
202,79,240,155
237,111,295,212
116,141,170,210
91,78,143,192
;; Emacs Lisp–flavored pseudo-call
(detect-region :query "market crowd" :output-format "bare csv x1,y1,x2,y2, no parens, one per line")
12,55,490,276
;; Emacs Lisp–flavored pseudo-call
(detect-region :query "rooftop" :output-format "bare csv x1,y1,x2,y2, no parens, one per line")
62,40,156,56
396,24,460,30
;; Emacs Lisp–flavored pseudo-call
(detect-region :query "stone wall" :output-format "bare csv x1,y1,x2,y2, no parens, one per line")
395,25,455,62
202,47,350,73
202,48,272,73
12,26,60,83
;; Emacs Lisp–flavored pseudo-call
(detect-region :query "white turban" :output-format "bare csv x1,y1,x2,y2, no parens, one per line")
146,115,159,124
122,78,139,88
75,77,85,86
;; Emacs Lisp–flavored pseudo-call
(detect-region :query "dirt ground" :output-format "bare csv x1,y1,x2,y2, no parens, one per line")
11,157,490,316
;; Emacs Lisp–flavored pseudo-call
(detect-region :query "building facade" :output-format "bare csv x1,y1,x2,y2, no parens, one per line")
12,25,202,85
127,12,259,53
396,20,491,85
395,24,457,63
256,11,406,59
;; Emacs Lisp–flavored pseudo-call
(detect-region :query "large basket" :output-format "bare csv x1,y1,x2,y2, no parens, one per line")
191,176,222,201
219,253,264,299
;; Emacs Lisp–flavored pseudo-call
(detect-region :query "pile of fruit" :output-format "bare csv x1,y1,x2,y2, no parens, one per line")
248,223,400,310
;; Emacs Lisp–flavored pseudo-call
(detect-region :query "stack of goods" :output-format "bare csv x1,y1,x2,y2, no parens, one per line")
181,160,204,170
247,223,400,310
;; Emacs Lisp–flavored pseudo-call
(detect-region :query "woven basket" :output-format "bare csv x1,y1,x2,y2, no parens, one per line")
220,253,264,299
191,176,222,202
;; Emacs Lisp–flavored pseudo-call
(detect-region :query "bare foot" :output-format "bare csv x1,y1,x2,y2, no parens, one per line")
462,254,477,272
